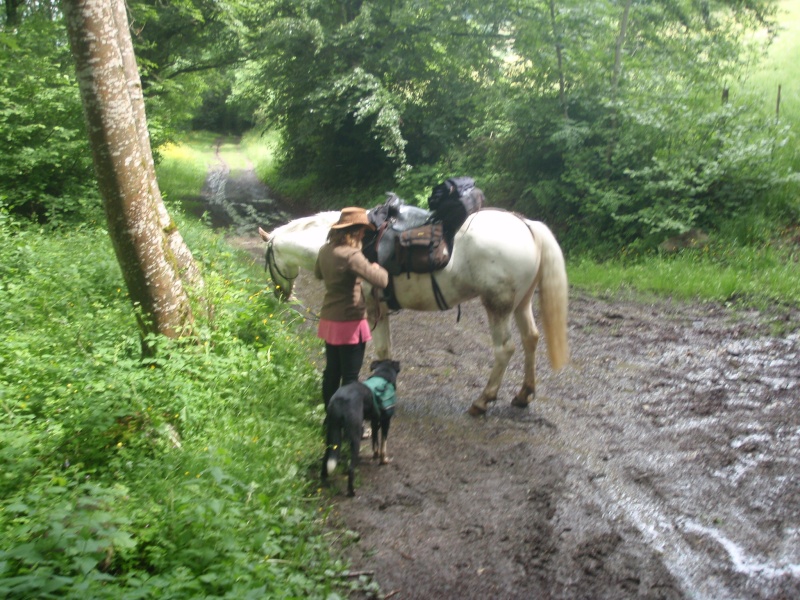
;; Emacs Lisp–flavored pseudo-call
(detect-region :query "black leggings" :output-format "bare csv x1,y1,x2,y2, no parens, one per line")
322,342,366,406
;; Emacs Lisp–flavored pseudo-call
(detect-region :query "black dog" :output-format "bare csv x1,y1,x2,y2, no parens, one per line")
322,359,401,496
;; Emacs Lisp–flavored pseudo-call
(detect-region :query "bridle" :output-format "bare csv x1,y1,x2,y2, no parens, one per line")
265,238,296,294
264,238,321,321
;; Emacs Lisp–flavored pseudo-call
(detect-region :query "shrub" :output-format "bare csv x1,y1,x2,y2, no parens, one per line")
0,214,362,598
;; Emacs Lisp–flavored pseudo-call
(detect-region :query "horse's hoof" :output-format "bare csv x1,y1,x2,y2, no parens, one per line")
467,404,487,417
511,397,530,409
380,457,391,465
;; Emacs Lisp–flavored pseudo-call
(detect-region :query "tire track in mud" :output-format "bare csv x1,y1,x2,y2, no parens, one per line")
532,300,800,599
537,394,749,600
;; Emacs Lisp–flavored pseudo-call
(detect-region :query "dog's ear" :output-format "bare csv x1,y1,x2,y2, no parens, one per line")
369,360,380,372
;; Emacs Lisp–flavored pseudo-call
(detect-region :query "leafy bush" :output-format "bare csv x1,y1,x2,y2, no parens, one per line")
0,212,365,598
0,17,100,224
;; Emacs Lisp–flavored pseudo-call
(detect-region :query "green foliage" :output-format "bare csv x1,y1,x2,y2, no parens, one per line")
234,0,498,187
129,0,252,141
7,0,795,260
465,0,793,255
568,235,800,308
552,103,791,253
0,16,100,224
0,212,364,598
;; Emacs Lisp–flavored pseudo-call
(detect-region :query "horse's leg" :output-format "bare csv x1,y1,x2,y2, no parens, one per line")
511,292,539,408
468,310,515,417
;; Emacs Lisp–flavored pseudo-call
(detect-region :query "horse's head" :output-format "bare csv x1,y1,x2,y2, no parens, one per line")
259,226,298,301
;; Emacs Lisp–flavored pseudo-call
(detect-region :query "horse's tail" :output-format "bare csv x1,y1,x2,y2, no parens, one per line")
527,220,569,371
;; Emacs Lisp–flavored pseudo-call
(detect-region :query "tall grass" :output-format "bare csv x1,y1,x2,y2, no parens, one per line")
744,0,799,166
569,241,800,309
0,208,373,598
741,0,800,218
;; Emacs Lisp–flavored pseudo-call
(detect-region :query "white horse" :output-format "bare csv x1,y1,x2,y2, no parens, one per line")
258,209,569,416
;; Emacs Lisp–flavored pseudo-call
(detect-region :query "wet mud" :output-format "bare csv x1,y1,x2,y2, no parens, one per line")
208,155,800,599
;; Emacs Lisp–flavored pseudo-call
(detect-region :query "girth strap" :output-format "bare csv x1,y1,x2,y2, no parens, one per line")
430,274,462,322
380,274,461,322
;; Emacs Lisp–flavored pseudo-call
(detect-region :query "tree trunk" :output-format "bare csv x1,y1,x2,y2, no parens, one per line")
611,0,632,97
4,0,21,27
547,0,569,120
109,0,204,290
605,0,633,168
62,0,194,344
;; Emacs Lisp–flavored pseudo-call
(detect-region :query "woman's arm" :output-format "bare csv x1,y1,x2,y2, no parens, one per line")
348,251,389,289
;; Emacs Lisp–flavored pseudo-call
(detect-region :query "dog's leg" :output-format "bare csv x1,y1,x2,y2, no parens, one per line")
371,416,380,459
379,415,391,465
346,421,362,497
321,449,330,486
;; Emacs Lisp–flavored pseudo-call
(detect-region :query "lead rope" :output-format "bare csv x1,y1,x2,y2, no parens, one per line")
369,286,385,332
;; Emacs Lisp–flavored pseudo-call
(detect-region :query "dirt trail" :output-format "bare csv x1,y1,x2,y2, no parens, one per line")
203,147,800,600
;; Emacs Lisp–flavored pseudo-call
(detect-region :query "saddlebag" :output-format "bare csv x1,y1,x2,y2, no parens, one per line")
395,222,450,274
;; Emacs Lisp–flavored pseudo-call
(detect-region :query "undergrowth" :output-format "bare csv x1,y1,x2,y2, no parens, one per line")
0,207,375,598
568,234,800,310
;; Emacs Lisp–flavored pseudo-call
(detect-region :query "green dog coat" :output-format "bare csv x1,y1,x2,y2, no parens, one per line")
362,376,396,416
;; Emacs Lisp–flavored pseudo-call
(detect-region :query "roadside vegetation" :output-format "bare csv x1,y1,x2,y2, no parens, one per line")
570,0,799,309
0,208,375,598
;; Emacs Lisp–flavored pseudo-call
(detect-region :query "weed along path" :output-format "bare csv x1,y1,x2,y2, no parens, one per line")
200,145,800,599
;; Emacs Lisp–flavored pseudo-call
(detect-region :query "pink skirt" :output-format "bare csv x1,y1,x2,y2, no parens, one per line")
317,319,372,345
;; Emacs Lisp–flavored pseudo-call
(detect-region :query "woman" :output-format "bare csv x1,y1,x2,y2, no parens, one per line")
314,206,389,406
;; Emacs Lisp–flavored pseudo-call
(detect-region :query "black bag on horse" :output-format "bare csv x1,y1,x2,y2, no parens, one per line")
427,176,485,236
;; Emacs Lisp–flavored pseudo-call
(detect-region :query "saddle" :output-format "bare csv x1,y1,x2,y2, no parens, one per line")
364,179,485,312
365,193,439,276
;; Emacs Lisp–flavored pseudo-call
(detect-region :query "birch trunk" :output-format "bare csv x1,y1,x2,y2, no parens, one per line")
108,0,204,289
63,0,194,342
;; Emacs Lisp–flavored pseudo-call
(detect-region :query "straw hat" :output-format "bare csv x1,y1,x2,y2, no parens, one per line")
330,206,375,230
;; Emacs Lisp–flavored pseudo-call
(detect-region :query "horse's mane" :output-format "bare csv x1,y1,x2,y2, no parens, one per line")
271,211,339,236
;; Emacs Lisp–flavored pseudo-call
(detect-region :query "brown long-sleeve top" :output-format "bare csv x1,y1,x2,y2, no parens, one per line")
314,243,389,322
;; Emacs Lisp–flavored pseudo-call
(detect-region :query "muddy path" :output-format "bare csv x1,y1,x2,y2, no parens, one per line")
201,149,800,599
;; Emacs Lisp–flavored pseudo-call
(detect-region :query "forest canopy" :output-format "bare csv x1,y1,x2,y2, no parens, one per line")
1,0,796,254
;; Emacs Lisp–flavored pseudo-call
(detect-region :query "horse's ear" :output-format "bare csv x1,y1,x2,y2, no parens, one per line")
258,227,271,242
